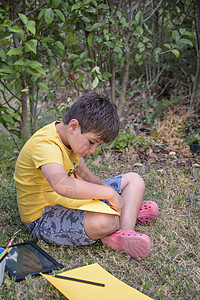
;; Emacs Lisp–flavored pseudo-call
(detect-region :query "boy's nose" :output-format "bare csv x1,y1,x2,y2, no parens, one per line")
90,144,97,154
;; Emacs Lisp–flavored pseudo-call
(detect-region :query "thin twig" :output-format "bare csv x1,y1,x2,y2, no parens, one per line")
142,0,164,24
0,80,22,101
1,91,18,113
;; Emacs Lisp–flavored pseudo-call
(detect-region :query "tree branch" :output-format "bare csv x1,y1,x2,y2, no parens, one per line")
1,91,18,113
0,80,22,101
142,0,164,24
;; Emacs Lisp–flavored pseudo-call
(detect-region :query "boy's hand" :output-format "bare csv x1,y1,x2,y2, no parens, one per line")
108,191,124,214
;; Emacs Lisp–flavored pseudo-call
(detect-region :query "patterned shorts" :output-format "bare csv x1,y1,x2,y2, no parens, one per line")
26,175,122,246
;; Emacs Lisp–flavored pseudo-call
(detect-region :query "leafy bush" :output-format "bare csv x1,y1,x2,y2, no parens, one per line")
112,131,150,150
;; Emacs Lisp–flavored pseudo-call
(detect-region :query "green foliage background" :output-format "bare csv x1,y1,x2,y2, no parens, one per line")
0,0,199,139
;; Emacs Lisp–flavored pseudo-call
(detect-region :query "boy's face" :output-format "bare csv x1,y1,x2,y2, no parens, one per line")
73,131,102,157
67,120,102,157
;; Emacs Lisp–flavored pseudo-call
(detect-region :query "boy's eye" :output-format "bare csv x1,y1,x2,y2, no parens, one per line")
89,140,95,145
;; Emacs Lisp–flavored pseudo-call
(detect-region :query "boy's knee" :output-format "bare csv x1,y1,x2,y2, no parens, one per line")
122,172,145,190
94,214,119,234
84,213,119,240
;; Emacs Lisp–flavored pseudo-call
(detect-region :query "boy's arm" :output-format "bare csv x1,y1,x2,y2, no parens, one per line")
75,158,108,186
40,163,123,212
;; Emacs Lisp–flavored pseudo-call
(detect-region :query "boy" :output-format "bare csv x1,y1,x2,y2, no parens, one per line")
14,92,158,259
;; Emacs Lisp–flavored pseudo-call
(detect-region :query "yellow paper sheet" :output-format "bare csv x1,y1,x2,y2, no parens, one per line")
76,199,120,215
41,263,153,300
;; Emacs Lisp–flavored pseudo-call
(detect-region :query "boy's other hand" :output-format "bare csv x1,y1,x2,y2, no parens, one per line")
108,191,124,214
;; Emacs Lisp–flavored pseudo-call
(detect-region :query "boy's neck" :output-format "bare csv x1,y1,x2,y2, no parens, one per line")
55,122,71,149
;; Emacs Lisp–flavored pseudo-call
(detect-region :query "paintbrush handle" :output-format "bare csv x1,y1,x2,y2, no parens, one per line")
5,238,14,250
53,274,105,287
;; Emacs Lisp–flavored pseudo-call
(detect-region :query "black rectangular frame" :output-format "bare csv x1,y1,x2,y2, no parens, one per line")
5,241,64,282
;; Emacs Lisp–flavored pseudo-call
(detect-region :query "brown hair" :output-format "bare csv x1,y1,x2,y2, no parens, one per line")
63,92,119,143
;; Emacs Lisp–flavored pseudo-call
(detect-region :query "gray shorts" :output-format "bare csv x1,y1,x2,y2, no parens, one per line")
26,175,122,246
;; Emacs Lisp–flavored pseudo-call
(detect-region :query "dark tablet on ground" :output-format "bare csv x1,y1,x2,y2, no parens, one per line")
5,241,64,281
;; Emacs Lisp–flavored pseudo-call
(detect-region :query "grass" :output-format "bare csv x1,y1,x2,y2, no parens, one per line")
0,125,199,299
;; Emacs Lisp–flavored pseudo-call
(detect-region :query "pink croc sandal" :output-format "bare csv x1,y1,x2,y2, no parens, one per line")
101,230,151,259
136,201,158,224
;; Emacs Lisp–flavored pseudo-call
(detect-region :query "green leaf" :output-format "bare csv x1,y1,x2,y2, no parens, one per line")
179,38,193,47
76,73,84,83
0,66,14,75
132,26,143,36
102,71,112,80
28,61,43,68
34,67,46,75
91,66,101,74
135,53,142,62
98,4,109,9
92,76,99,89
11,113,21,121
82,16,91,23
172,49,180,58
26,21,36,35
68,54,79,59
54,71,61,82
179,28,186,35
19,13,28,25
37,82,49,90
9,26,24,33
60,0,68,9
83,58,95,64
0,48,6,59
137,42,144,49
45,8,54,25
135,10,143,23
104,41,114,48
47,49,53,56
164,43,171,49
55,9,65,22
72,3,81,10
24,39,38,54
55,41,65,50
83,0,93,5
87,32,94,46
7,48,22,56
90,23,101,31
120,17,128,28
14,60,26,66
92,0,98,7
80,51,87,59
43,37,55,43
85,7,96,13
52,0,61,8
0,82,4,90
2,113,14,123
154,47,162,55
38,8,46,20
73,59,82,69
172,30,180,42
117,11,122,19
27,67,45,76
115,46,123,54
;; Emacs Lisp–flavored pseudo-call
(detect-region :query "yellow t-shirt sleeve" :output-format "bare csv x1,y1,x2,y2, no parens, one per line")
32,140,63,168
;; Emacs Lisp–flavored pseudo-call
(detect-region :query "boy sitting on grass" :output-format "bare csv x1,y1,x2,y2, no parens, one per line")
14,92,158,259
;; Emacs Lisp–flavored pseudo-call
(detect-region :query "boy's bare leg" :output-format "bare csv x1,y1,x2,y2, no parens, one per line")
97,172,151,259
119,172,145,230
84,172,144,240
84,212,119,240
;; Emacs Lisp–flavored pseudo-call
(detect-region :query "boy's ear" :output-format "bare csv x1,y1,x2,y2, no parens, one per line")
68,119,80,133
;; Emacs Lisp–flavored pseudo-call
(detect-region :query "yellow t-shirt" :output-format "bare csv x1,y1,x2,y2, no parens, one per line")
14,121,91,223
